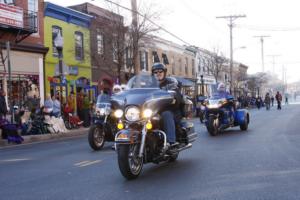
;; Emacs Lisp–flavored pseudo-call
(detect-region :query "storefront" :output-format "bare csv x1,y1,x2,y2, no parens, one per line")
0,50,44,109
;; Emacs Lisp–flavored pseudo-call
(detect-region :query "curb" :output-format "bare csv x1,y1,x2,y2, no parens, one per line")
0,127,89,147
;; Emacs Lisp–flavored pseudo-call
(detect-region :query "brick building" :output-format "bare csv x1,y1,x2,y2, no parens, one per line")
0,0,48,108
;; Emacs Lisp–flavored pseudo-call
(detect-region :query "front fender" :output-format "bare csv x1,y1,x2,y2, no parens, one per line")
115,129,141,144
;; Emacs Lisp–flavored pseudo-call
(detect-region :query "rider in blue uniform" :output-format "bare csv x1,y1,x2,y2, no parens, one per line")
215,83,235,124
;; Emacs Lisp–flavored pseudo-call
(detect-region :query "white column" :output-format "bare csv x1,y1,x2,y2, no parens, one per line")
38,57,44,105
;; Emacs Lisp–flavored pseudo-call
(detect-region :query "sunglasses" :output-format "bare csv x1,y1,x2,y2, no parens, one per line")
153,70,164,74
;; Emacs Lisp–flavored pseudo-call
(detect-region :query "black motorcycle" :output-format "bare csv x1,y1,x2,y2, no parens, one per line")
88,95,117,151
111,73,198,179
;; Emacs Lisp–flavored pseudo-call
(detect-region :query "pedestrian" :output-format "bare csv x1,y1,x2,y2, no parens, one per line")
275,91,282,110
264,93,271,110
285,95,289,105
67,92,75,114
43,94,53,115
271,96,275,107
256,96,261,109
0,90,7,119
52,95,61,117
82,93,90,127
77,90,84,120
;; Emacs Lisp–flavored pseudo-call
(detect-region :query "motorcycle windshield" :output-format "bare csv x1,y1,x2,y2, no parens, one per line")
96,94,111,108
126,73,159,89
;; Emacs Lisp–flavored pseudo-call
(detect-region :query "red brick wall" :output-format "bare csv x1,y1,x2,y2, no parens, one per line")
0,0,44,46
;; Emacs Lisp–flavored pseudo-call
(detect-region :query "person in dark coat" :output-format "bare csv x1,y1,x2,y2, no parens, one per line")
0,90,8,119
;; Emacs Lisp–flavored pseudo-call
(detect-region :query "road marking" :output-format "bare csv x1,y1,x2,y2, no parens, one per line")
0,158,32,162
74,160,102,167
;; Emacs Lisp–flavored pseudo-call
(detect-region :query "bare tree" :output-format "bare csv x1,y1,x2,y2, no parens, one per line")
208,47,227,83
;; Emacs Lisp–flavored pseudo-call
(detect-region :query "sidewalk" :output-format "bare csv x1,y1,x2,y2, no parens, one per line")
0,127,89,147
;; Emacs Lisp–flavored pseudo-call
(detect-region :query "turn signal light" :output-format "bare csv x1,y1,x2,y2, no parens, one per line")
146,122,153,130
117,122,124,130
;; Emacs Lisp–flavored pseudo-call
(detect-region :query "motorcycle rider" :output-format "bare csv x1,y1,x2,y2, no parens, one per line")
216,82,235,123
151,63,183,147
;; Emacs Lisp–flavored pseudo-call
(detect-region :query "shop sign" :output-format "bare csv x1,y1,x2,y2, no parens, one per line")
0,3,23,28
69,66,78,75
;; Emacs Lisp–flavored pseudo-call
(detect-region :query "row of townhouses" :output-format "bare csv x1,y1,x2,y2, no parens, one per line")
0,0,249,108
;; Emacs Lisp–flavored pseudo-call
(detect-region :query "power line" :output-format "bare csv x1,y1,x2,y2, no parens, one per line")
98,0,192,45
237,25,300,32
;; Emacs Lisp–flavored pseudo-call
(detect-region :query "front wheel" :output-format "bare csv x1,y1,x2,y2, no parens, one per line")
88,125,105,150
207,115,219,136
117,144,143,180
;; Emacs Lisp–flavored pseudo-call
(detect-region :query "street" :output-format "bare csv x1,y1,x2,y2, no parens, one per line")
1,104,300,200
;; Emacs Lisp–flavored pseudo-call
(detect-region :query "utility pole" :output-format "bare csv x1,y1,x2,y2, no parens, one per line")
216,15,246,94
131,0,139,75
254,35,270,72
267,54,281,74
6,41,14,123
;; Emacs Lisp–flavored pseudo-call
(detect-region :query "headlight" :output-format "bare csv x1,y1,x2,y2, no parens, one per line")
207,104,221,109
114,109,124,118
125,107,140,122
143,109,153,118
99,108,105,115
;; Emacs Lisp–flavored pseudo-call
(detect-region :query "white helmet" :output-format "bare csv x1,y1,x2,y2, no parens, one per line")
217,82,225,92
113,85,122,93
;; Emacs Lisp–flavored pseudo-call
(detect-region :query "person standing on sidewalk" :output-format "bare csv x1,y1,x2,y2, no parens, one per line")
52,95,61,117
271,96,275,107
275,91,282,110
82,93,90,127
0,90,7,119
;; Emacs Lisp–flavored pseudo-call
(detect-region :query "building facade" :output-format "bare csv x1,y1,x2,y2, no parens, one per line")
70,3,126,90
44,2,93,104
0,0,48,108
137,36,196,96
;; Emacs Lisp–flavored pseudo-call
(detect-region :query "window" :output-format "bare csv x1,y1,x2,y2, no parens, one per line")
162,53,169,65
112,38,118,62
97,34,104,55
192,59,195,75
52,26,62,56
171,57,175,75
152,51,160,63
28,0,38,32
139,51,148,71
75,31,84,60
178,58,182,72
0,0,15,5
185,57,188,75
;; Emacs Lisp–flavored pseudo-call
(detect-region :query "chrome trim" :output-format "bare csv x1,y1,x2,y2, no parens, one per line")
138,125,147,158
153,129,167,152
144,97,174,105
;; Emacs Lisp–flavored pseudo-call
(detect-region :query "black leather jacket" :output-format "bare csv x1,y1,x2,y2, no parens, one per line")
159,77,184,111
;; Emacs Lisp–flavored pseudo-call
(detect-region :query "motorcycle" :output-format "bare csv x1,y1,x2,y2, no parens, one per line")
111,73,198,180
203,95,249,136
88,95,117,151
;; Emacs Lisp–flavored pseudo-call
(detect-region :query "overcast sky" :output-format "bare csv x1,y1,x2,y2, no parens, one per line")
48,0,300,83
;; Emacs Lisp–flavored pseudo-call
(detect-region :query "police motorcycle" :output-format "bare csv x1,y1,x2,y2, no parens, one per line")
88,94,117,150
111,73,197,180
203,94,249,136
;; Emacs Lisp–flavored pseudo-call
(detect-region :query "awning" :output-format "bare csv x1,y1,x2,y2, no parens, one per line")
173,76,195,87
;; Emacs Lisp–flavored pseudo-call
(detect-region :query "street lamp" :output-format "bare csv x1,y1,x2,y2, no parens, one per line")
53,31,64,102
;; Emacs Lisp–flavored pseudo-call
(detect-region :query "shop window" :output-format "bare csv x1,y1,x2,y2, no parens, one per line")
192,59,195,75
52,26,62,56
75,31,84,60
162,53,169,65
28,0,38,33
112,38,118,62
178,58,182,73
171,57,175,75
185,57,188,75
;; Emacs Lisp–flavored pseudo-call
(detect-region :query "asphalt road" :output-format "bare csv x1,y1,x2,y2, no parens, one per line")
1,104,300,200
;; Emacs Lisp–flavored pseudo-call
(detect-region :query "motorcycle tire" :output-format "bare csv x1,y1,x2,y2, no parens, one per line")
207,116,218,136
65,121,72,130
240,114,249,131
88,125,105,151
117,144,143,180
